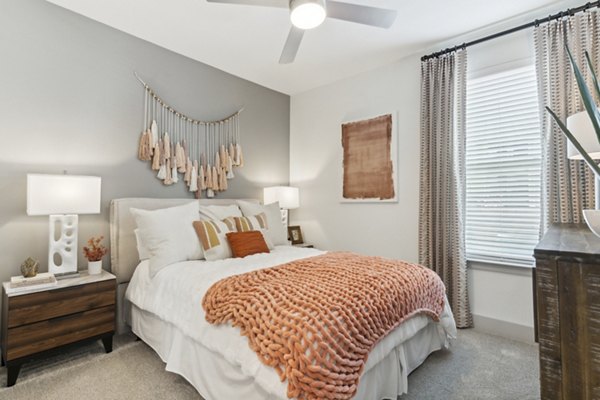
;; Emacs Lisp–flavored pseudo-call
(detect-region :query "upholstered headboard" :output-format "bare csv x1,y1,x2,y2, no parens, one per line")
109,197,259,284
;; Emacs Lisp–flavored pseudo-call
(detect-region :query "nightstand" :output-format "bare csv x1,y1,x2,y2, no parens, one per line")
1,270,116,387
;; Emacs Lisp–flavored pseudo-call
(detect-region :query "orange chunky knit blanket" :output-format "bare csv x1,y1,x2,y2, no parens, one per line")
202,252,446,400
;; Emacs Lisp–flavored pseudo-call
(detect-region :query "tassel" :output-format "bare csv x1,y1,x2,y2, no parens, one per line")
205,164,213,190
237,144,244,167
199,165,206,190
163,159,173,185
158,139,165,166
151,141,161,170
220,145,227,169
220,168,228,191
211,166,219,191
226,155,235,179
148,129,154,156
138,131,151,161
151,120,159,149
175,142,184,172
163,133,171,160
183,140,189,162
171,156,179,184
229,144,235,166
189,161,198,192
184,158,192,183
196,178,202,198
157,164,167,180
206,188,215,198
215,152,221,172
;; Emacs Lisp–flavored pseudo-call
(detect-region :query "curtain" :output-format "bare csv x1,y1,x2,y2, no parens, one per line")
419,49,472,329
535,10,600,231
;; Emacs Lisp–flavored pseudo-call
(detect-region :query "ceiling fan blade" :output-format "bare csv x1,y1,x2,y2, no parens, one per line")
326,1,397,28
279,26,305,64
206,0,287,8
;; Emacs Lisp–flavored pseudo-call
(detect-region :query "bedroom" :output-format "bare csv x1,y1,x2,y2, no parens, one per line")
0,0,597,398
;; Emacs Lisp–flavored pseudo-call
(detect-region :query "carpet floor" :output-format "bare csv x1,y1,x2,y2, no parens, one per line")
0,329,538,400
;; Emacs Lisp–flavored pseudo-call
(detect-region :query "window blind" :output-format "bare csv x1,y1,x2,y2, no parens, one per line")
465,65,542,267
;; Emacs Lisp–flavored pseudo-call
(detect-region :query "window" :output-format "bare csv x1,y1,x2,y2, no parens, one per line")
465,64,542,267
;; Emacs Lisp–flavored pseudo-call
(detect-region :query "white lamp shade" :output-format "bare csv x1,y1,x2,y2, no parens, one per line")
566,111,600,160
27,174,101,215
264,186,299,209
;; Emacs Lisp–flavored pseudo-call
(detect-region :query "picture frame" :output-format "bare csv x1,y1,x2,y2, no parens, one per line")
288,225,304,245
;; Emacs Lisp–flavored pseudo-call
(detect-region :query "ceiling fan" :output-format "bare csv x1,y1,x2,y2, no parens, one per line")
206,0,398,64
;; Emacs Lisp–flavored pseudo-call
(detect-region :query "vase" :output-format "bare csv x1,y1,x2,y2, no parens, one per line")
88,260,102,275
583,209,600,238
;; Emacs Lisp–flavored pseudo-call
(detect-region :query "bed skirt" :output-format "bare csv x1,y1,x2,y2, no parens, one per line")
130,304,449,400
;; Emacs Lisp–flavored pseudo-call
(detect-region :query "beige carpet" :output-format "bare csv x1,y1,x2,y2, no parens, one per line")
0,330,538,400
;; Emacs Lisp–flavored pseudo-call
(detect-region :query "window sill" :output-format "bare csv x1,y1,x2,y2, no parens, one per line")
467,259,533,276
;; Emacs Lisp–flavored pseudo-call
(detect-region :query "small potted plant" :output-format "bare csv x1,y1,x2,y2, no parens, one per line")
83,236,108,275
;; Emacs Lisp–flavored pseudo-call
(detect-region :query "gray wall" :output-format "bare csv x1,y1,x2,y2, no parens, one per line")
0,0,290,283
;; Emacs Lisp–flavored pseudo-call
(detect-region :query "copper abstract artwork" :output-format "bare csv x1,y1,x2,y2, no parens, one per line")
342,114,395,201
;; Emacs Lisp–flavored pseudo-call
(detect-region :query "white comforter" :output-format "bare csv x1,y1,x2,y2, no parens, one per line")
126,246,456,398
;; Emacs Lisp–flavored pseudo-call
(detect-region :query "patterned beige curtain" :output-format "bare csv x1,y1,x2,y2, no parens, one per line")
419,49,472,328
535,10,600,231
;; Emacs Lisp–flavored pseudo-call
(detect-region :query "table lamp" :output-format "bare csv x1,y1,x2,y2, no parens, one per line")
263,186,299,225
567,111,600,209
27,174,101,278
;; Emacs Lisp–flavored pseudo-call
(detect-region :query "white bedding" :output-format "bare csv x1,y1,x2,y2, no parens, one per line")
126,246,457,399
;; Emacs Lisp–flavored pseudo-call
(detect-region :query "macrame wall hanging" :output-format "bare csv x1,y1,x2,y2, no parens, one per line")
135,73,244,198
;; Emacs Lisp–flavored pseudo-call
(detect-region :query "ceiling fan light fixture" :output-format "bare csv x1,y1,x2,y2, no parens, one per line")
290,0,326,30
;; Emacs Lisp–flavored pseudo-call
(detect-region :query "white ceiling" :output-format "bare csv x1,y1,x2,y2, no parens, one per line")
46,0,567,95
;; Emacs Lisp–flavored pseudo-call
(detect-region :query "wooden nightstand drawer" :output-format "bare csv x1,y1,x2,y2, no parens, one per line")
7,280,115,328
6,305,115,360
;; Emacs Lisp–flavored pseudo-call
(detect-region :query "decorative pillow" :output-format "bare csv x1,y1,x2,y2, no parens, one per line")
233,213,274,249
233,213,268,232
193,219,236,261
130,202,203,278
199,204,243,221
237,200,288,246
134,229,150,260
226,231,270,258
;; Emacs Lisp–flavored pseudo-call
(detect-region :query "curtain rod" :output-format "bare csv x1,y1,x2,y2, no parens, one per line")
421,1,600,61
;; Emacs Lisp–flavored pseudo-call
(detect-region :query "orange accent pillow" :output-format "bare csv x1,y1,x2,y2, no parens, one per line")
226,231,270,258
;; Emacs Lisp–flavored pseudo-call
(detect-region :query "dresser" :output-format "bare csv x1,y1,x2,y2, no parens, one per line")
534,224,600,399
1,270,116,386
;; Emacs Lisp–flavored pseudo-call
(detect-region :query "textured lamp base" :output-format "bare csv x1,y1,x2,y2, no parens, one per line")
48,214,78,276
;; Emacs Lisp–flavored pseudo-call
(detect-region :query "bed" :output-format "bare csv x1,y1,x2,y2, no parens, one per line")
110,198,456,400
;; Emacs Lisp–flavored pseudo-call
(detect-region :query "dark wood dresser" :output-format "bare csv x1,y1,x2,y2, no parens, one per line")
534,224,600,399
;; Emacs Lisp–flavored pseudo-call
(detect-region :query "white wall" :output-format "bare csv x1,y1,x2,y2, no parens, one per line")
289,11,568,342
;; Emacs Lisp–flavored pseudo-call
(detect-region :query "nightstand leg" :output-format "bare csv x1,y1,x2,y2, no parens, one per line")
7,363,22,387
1,355,5,367
101,335,113,353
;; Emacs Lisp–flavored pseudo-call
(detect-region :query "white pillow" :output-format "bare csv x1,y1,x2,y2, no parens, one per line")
237,200,288,245
134,229,150,260
130,202,203,277
199,204,243,220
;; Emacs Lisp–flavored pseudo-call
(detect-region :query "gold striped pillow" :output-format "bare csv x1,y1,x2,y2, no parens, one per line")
234,213,268,232
193,219,235,261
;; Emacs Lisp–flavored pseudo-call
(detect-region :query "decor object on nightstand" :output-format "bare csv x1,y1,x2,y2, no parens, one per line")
26,174,101,278
1,270,116,386
288,225,304,245
547,48,600,236
19,257,39,278
83,236,108,275
264,186,299,225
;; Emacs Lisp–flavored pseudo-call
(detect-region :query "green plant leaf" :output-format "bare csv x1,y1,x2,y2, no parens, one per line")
567,46,600,144
585,51,600,101
547,106,600,178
